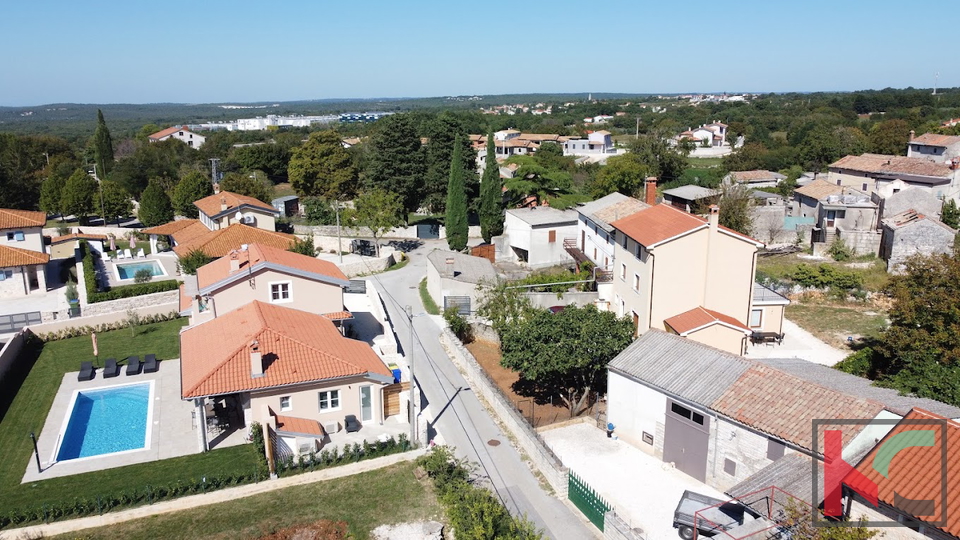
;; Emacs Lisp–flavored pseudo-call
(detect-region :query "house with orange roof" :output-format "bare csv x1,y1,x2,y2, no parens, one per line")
148,126,206,149
0,209,49,297
180,301,395,453
194,191,279,232
183,243,349,326
609,202,778,355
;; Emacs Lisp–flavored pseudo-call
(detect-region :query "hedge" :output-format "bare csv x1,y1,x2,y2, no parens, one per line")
274,434,412,477
34,312,181,342
80,241,180,304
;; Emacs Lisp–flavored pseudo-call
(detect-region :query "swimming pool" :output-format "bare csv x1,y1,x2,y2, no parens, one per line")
55,382,153,461
114,260,166,280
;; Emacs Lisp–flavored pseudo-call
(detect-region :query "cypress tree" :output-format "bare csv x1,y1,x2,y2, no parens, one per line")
479,132,503,244
445,135,468,252
93,109,115,177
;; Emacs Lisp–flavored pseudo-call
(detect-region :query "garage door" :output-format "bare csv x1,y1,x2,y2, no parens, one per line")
383,382,409,417
662,400,710,482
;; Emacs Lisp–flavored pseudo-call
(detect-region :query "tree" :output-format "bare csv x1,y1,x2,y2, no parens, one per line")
503,156,583,209
302,196,338,225
364,113,425,215
99,180,132,224
590,153,649,198
232,143,290,178
479,133,504,244
172,171,214,218
352,189,404,257
445,136,468,251
942,199,960,229
499,304,634,417
178,249,214,275
717,184,755,236
627,135,688,183
138,179,174,227
60,168,98,221
423,111,478,213
93,109,115,177
109,138,194,197
219,171,271,203
289,236,317,257
288,130,357,199
39,173,66,219
868,119,912,155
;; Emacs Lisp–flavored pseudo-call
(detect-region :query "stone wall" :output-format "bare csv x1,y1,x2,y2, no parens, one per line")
604,511,646,540
42,225,134,239
30,292,180,337
837,227,882,256
468,322,500,345
523,291,599,310
0,329,29,387
440,329,569,498
81,290,180,317
337,250,400,278
295,224,482,242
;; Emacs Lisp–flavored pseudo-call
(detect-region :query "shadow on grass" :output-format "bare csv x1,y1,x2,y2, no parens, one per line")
0,338,42,426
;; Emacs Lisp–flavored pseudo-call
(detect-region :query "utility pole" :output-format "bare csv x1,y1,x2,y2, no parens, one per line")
636,117,640,139
335,201,343,264
406,305,417,445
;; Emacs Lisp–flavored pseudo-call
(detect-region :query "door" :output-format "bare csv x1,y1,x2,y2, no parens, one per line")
581,230,585,251
360,385,373,422
826,210,837,228
662,400,710,482
632,312,640,337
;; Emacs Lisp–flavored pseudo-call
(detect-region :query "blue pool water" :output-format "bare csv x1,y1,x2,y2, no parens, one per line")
116,261,164,280
57,383,151,461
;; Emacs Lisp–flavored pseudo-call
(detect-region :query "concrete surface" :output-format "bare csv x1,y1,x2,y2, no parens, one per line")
744,318,847,366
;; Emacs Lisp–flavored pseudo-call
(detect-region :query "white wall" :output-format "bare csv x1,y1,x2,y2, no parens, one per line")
578,217,616,269
1,226,44,253
606,371,667,454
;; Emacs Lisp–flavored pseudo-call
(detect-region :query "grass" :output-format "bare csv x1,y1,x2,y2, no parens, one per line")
785,303,888,349
0,319,262,516
686,156,724,167
407,213,443,226
45,217,79,229
272,182,297,199
756,253,891,293
52,461,442,540
419,278,439,315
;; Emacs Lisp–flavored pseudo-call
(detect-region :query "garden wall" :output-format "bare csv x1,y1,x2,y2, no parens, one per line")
604,511,646,540
440,329,569,498
28,293,179,337
0,329,29,387
523,291,599,310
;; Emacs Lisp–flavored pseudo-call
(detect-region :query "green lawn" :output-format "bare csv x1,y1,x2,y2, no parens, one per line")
786,304,888,350
686,156,724,167
53,461,442,540
0,319,262,522
756,253,890,293
419,278,439,315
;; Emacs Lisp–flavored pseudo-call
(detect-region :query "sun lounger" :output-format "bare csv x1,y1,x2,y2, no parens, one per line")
103,358,120,378
124,248,133,259
78,361,95,381
125,356,141,376
136,248,145,259
143,354,158,373
116,250,125,260
344,414,361,433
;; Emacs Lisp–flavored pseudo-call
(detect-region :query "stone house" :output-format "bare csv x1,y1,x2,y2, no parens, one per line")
879,210,956,274
874,186,943,222
661,185,720,213
827,153,960,203
794,181,880,254
725,170,786,188
425,250,498,314
906,132,960,164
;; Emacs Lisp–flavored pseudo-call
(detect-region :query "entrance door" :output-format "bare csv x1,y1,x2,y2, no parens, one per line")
581,230,585,251
632,312,640,337
360,385,373,422
826,210,837,228
662,400,710,482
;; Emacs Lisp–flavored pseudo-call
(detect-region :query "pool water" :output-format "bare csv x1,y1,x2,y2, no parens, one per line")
56,383,151,461
116,260,164,280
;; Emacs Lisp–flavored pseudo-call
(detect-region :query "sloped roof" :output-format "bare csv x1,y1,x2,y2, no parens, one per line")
727,453,818,507
576,193,649,231
50,232,107,244
506,207,578,227
426,250,497,285
148,126,188,140
662,185,720,201
194,191,278,219
794,179,844,201
197,243,348,292
172,224,295,258
142,219,203,236
852,409,960,537
612,204,762,248
0,209,45,230
274,413,325,437
881,209,956,233
0,244,49,268
910,133,960,148
729,170,786,183
663,306,751,335
830,154,953,180
180,301,391,399
752,283,790,305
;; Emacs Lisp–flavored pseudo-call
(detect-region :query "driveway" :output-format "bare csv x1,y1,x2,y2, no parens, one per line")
744,318,847,366
542,422,726,540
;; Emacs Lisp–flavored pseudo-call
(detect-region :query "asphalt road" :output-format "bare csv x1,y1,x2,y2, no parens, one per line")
364,240,595,540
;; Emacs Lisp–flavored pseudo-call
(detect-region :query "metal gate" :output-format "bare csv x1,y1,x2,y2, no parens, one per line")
443,296,470,315
568,470,610,531
663,400,710,482
345,280,367,294
416,222,440,239
0,311,41,334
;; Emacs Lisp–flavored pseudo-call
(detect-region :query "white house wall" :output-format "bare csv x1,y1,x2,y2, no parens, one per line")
607,371,666,454
577,216,616,269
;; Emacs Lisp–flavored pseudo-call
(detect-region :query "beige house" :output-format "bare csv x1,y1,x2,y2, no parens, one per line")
195,191,279,232
609,204,765,355
180,301,394,454
828,153,960,202
749,283,789,336
0,209,49,298
184,243,349,325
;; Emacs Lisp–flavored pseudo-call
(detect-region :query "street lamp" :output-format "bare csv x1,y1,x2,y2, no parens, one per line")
405,305,418,445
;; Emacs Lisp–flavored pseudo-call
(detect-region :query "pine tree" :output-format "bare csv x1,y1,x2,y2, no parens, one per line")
445,136,468,252
364,114,425,215
93,109,115,177
138,179,174,227
172,171,214,218
479,132,503,244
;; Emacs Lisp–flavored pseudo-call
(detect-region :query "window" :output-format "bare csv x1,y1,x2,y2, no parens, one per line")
548,230,556,243
749,309,763,328
5,233,11,241
593,248,597,260
7,231,23,241
622,235,628,248
318,390,341,411
280,396,291,412
862,183,867,192
270,282,291,303
620,263,626,279
0,270,10,281
767,438,785,461
633,273,640,291
724,458,737,476
670,401,705,425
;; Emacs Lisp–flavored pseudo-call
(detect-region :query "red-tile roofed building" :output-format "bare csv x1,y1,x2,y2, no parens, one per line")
907,132,960,164
664,306,752,354
0,208,48,298
828,153,960,203
148,126,206,149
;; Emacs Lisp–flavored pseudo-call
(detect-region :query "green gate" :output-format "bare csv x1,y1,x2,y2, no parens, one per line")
568,470,610,531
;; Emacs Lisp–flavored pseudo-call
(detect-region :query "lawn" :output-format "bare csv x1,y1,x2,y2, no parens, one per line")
0,319,261,522
52,461,442,540
419,278,439,315
756,253,891,293
686,156,724,168
785,303,888,349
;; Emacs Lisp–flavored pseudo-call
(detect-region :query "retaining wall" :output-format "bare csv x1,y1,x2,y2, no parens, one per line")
29,296,180,337
523,291,599,310
603,511,646,540
0,329,30,387
440,329,568,498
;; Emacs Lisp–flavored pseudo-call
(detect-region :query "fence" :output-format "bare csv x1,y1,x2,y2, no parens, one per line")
0,312,41,334
569,469,611,531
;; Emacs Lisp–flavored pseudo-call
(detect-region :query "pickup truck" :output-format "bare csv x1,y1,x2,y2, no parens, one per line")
673,490,761,540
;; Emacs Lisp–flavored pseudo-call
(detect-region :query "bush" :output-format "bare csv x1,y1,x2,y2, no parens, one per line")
88,280,180,303
790,264,863,291
827,237,853,261
177,248,214,275
444,307,472,343
35,312,181,341
65,282,78,302
835,347,876,377
133,268,153,284
273,434,412,478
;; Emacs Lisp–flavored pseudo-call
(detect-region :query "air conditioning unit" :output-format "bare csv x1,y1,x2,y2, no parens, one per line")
298,442,313,455
323,421,339,434
241,215,255,224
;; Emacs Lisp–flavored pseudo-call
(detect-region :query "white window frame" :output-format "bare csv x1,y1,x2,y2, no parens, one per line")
750,309,763,328
318,390,341,412
633,273,640,292
279,395,292,412
269,280,292,304
620,263,627,280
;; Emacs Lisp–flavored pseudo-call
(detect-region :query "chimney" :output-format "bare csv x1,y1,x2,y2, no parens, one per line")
708,205,719,231
445,257,455,277
250,340,264,378
213,182,220,194
220,196,227,212
229,250,240,273
909,130,915,141
645,177,658,205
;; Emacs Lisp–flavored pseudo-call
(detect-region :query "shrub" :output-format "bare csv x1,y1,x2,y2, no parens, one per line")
35,312,180,341
789,264,863,291
444,307,472,343
133,268,153,284
272,434,414,478
835,347,876,378
827,237,853,261
177,249,214,275
88,280,180,303
65,282,78,302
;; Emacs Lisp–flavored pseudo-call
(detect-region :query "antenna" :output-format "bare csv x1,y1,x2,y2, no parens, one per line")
933,72,939,96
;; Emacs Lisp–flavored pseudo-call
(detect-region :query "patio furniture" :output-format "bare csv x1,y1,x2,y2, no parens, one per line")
344,414,361,433
142,354,158,373
125,356,142,375
750,331,784,345
116,250,126,260
124,248,133,259
136,248,145,258
78,361,95,381
103,358,120,378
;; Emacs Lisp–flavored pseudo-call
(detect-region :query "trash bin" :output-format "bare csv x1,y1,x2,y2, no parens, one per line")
388,363,401,383
606,422,615,438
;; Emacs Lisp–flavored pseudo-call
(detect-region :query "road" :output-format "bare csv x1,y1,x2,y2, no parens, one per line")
364,240,595,540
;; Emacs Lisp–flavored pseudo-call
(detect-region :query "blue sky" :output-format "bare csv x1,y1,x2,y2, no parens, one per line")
0,0,955,106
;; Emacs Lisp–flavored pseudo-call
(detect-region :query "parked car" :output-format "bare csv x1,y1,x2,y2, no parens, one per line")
673,490,760,540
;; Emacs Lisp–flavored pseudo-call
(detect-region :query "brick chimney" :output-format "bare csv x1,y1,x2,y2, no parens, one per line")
909,130,915,141
220,196,227,212
250,340,264,378
708,204,719,231
645,177,658,206
229,250,240,273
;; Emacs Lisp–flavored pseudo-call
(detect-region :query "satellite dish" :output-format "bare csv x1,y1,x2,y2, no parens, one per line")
235,211,242,221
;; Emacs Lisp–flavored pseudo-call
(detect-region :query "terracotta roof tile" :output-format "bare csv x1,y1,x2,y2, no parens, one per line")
794,179,845,201
178,283,190,313
910,133,960,148
729,170,786,183
830,154,952,179
180,301,391,399
197,243,347,290
664,306,750,335
194,191,277,219
50,232,107,244
0,209,45,230
142,219,204,236
0,244,49,268
612,204,762,248
148,126,188,140
851,409,960,536
172,224,294,258
274,413,325,437
321,311,353,321
712,364,885,452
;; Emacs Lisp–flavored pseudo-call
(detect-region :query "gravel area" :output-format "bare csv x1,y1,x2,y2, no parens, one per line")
371,520,443,540
744,318,847,366
542,422,726,540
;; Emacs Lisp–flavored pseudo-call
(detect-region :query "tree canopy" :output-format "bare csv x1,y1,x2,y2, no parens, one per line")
445,135,468,252
479,133,503,244
219,171,271,203
288,130,357,199
352,189,404,257
138,179,174,227
172,171,214,218
590,153,648,198
93,109,115,177
60,168,98,221
363,113,425,215
99,180,132,224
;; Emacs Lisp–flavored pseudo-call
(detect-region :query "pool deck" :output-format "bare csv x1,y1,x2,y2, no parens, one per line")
24,359,246,483
100,252,181,289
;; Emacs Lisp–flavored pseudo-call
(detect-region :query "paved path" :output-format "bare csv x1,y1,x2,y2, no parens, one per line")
366,240,596,540
745,318,847,366
0,450,424,540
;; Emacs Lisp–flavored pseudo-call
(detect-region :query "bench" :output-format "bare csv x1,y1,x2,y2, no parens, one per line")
750,331,784,345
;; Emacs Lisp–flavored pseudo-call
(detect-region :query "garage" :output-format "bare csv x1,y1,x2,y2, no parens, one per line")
662,400,710,482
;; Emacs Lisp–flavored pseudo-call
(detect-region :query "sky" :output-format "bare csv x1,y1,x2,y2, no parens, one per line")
0,0,956,106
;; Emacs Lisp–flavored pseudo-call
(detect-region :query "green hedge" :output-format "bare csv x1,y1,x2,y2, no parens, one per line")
274,434,412,477
80,241,180,303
